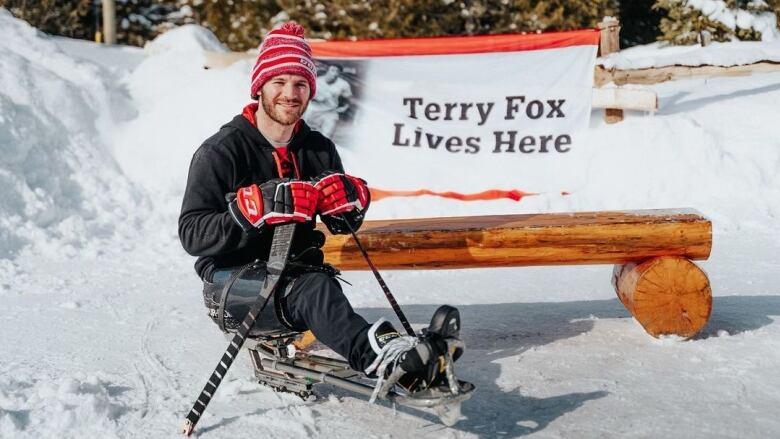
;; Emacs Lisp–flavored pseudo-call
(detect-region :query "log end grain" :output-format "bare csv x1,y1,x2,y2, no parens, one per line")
613,256,712,338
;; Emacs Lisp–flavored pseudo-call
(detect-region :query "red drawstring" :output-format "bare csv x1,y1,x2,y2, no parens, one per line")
270,149,301,179
271,150,284,178
290,153,301,179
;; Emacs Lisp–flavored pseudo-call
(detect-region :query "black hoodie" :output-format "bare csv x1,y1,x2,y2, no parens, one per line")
178,112,343,281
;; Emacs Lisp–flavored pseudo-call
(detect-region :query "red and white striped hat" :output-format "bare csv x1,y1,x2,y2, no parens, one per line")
250,22,317,99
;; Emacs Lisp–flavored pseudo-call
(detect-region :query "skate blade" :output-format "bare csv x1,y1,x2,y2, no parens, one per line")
435,398,463,427
391,380,475,408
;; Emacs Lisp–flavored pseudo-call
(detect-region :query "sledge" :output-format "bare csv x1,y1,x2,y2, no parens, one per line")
245,305,475,427
182,223,475,435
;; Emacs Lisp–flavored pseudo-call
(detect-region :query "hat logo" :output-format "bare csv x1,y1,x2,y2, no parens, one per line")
299,58,316,72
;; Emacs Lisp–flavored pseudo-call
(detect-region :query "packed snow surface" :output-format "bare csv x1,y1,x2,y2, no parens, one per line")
1,12,779,438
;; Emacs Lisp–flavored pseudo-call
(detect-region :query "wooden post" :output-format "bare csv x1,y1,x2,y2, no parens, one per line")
699,30,712,47
598,17,621,56
613,257,712,338
598,17,623,124
102,0,117,45
604,108,624,124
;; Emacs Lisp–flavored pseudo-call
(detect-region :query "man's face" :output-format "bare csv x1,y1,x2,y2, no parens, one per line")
323,65,340,82
259,74,311,126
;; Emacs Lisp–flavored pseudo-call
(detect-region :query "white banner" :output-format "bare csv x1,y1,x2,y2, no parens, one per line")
306,30,599,200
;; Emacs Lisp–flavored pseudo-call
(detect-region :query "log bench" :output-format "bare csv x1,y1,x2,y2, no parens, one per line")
318,209,713,338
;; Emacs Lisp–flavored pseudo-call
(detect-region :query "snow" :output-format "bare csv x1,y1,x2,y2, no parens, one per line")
685,0,780,41
599,39,780,69
143,24,228,56
0,10,146,261
1,12,779,438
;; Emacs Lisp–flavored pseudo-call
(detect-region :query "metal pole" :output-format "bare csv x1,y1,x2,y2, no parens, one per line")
102,0,116,44
343,218,416,336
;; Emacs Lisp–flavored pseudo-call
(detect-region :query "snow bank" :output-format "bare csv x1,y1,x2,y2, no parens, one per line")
0,10,146,260
0,371,129,438
599,2,780,69
600,40,780,69
111,24,248,212
143,24,228,55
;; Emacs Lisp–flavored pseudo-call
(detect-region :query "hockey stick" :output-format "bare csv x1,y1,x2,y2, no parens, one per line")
343,218,415,336
180,223,296,436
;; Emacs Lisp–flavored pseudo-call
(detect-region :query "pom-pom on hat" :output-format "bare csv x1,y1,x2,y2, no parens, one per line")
250,22,317,99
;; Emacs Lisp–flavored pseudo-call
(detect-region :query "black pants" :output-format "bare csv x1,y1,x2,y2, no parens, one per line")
203,266,376,372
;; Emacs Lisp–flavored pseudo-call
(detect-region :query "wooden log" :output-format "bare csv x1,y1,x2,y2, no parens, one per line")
202,51,254,69
594,61,780,87
319,209,712,270
592,87,658,112
612,256,712,338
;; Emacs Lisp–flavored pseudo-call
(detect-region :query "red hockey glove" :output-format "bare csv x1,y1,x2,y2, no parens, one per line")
314,173,371,235
315,173,370,216
228,179,318,231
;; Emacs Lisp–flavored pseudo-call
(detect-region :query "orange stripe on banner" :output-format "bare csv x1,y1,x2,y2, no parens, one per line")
311,29,600,58
370,188,539,202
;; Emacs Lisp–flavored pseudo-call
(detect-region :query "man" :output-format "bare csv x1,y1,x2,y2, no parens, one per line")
304,64,353,138
178,22,449,395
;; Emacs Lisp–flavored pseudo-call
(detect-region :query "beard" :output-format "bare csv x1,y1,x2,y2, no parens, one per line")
260,93,309,126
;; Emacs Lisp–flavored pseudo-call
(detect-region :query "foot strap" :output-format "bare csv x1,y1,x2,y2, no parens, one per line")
364,336,418,403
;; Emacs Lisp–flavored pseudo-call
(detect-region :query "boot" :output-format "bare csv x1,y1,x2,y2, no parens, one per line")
365,308,459,395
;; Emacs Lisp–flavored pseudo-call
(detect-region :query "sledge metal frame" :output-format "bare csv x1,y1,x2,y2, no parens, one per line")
246,334,359,397
246,334,475,409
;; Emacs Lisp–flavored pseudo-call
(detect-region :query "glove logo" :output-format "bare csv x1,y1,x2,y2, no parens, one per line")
243,199,258,216
239,187,259,216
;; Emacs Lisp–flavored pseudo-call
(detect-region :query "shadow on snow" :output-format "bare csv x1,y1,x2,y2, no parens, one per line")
354,295,780,436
